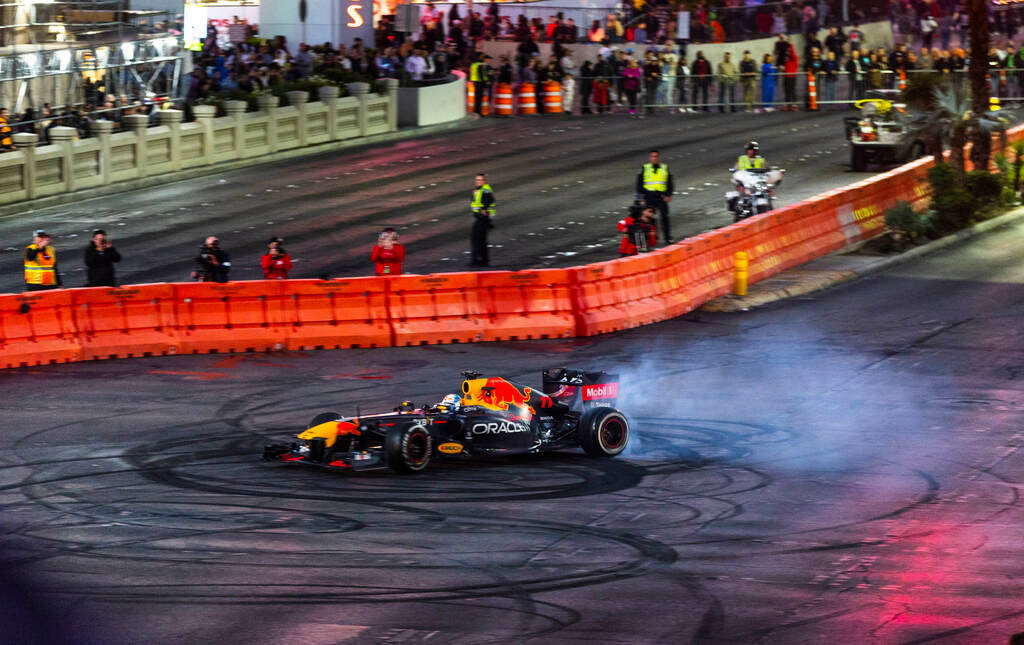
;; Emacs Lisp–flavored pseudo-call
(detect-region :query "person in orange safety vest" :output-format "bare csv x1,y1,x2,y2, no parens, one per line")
24,229,61,291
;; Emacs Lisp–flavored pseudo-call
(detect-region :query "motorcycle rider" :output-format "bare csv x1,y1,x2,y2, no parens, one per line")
736,141,767,170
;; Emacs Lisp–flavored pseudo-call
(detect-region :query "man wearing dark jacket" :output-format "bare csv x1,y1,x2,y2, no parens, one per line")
191,236,231,283
84,229,121,287
774,34,791,69
635,150,675,244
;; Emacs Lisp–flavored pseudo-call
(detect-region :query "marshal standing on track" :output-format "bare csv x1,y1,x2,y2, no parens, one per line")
470,173,495,267
635,149,674,244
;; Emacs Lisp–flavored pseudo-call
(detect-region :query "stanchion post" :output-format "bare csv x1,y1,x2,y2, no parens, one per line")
732,251,748,296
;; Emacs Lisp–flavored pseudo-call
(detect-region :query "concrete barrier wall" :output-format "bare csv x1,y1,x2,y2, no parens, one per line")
398,72,468,127
0,80,402,206
478,20,894,68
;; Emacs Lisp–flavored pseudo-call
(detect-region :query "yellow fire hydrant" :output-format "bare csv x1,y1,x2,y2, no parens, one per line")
733,251,748,296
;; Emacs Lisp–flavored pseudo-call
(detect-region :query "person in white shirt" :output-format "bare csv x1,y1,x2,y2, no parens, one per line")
658,44,679,106
560,50,576,112
405,50,428,80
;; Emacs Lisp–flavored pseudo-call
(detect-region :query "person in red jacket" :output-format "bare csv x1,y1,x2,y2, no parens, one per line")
371,228,405,275
782,43,799,110
261,237,292,279
617,205,657,256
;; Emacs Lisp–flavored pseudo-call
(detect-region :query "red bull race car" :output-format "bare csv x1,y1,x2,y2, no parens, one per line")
263,367,629,473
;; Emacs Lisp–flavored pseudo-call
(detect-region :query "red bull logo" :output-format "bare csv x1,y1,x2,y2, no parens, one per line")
582,383,619,401
463,377,535,418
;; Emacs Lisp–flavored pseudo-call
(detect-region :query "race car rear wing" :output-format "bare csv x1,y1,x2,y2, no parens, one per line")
542,367,619,412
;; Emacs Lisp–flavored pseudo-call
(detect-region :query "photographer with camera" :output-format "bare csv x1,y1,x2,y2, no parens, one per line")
370,228,405,276
261,237,292,280
617,204,658,256
191,236,231,283
84,229,122,287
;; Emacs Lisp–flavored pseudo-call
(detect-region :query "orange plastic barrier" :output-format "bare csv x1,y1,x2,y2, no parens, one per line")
388,273,484,346
72,284,178,361
493,82,514,116
173,281,286,354
8,119,1016,370
466,82,490,115
518,83,537,114
282,278,391,350
476,270,574,341
570,264,629,336
541,81,563,114
0,291,81,368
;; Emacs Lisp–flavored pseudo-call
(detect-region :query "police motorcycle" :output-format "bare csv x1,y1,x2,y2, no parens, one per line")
725,166,785,223
725,141,785,223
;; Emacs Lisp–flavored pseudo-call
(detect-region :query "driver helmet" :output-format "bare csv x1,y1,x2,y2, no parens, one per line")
745,140,760,154
440,393,461,409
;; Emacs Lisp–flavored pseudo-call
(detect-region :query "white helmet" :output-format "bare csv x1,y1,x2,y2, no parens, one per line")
440,393,461,408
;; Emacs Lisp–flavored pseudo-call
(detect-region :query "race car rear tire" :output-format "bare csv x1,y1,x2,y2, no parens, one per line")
385,425,432,473
578,407,629,458
309,412,342,428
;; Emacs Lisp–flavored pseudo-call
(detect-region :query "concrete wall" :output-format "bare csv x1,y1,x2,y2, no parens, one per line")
398,72,467,127
478,20,894,68
0,80,399,206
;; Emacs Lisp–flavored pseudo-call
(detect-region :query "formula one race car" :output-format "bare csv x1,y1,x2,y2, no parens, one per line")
263,368,629,473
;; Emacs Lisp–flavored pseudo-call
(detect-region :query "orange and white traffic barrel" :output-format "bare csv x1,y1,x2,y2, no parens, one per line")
493,82,514,116
541,80,563,114
518,83,537,115
807,71,818,111
466,82,490,115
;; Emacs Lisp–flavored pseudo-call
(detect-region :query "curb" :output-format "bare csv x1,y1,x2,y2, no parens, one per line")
1,116,480,219
702,205,1024,312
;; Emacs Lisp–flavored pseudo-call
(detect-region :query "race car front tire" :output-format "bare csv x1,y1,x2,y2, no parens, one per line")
385,425,433,473
578,407,630,457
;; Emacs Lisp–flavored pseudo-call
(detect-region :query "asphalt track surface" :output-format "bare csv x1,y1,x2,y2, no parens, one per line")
2,218,1024,644
0,110,865,293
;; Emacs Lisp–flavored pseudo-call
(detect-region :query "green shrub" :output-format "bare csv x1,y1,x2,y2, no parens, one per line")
930,187,975,234
964,170,1003,209
1000,185,1018,207
928,162,969,233
994,153,1011,185
884,200,931,239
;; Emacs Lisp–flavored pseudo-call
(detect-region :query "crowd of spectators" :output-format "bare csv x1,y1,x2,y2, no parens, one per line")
459,0,1024,115
381,0,890,47
4,0,1024,149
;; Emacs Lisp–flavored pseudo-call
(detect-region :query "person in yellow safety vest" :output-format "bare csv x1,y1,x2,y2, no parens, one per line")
24,229,61,291
736,140,767,170
0,108,13,150
470,173,496,267
470,54,492,116
635,149,675,243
